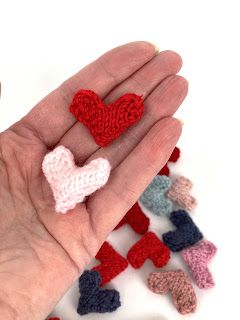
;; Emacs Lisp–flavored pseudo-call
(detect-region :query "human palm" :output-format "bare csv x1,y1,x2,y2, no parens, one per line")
0,42,187,320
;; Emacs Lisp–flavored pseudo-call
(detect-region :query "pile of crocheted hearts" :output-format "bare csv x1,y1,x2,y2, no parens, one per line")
42,89,217,317
77,146,217,316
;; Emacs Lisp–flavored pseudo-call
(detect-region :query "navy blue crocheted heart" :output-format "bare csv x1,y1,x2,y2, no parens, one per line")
77,270,121,315
162,210,203,252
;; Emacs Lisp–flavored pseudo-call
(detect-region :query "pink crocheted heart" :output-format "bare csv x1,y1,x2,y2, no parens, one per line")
148,270,197,315
42,146,111,213
167,176,197,211
182,240,217,289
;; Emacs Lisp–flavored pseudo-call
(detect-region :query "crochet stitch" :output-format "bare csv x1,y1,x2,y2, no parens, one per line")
140,175,173,216
127,232,170,268
114,202,150,234
182,240,217,289
69,89,144,147
162,210,203,252
148,270,197,315
92,242,128,286
159,147,181,176
77,270,121,315
167,176,197,211
42,146,111,213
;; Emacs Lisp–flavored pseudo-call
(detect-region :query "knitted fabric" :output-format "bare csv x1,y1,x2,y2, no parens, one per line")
182,240,217,289
42,146,111,213
92,242,128,286
167,176,197,211
69,89,144,147
140,175,173,216
162,210,203,252
127,232,170,268
148,270,197,315
77,270,121,315
159,147,181,176
114,202,150,234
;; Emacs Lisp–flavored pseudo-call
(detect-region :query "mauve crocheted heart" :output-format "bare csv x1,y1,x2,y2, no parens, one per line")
148,269,197,315
69,89,144,147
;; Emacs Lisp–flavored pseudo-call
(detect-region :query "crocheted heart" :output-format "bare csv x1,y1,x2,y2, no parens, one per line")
167,176,197,211
127,232,170,268
182,240,217,289
77,270,121,315
69,89,144,147
159,147,180,176
42,146,111,213
92,242,128,286
148,270,197,314
114,202,149,234
140,175,173,216
162,210,203,252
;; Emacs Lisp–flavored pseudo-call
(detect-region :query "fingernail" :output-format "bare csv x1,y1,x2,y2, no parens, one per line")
176,118,184,126
154,44,160,54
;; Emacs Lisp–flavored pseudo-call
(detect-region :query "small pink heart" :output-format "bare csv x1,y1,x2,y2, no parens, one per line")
167,176,197,211
42,146,111,213
182,240,217,289
148,269,197,315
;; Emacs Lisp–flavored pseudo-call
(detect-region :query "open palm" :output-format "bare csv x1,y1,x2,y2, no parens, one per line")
0,42,187,320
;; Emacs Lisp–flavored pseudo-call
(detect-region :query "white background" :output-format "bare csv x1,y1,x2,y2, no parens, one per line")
0,0,239,319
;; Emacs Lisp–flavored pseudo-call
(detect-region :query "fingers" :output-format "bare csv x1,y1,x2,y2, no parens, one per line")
88,117,182,240
105,50,182,103
14,41,156,147
59,51,183,164
87,75,188,168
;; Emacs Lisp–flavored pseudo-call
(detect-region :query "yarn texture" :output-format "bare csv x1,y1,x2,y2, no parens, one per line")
114,202,149,234
182,240,217,289
77,270,121,315
140,175,173,216
42,146,111,213
148,270,197,315
159,147,181,176
167,176,197,211
163,210,203,252
69,89,144,147
127,232,170,268
92,242,128,286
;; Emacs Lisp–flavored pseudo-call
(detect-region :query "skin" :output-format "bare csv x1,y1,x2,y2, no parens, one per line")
0,41,188,320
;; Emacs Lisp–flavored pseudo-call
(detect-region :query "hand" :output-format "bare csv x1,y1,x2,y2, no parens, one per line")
0,41,188,320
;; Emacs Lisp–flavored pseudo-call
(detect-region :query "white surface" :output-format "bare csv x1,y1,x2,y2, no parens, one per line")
1,0,240,319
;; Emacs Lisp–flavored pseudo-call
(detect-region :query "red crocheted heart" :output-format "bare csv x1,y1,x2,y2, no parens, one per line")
92,242,128,286
127,232,170,268
114,202,149,234
159,147,181,176
69,89,144,147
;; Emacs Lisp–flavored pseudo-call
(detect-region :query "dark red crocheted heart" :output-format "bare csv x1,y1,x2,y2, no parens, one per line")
114,202,149,234
127,232,170,268
69,89,144,147
92,242,128,286
159,147,181,176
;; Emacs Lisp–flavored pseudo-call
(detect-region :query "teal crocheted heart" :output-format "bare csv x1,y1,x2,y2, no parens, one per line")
140,175,173,216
